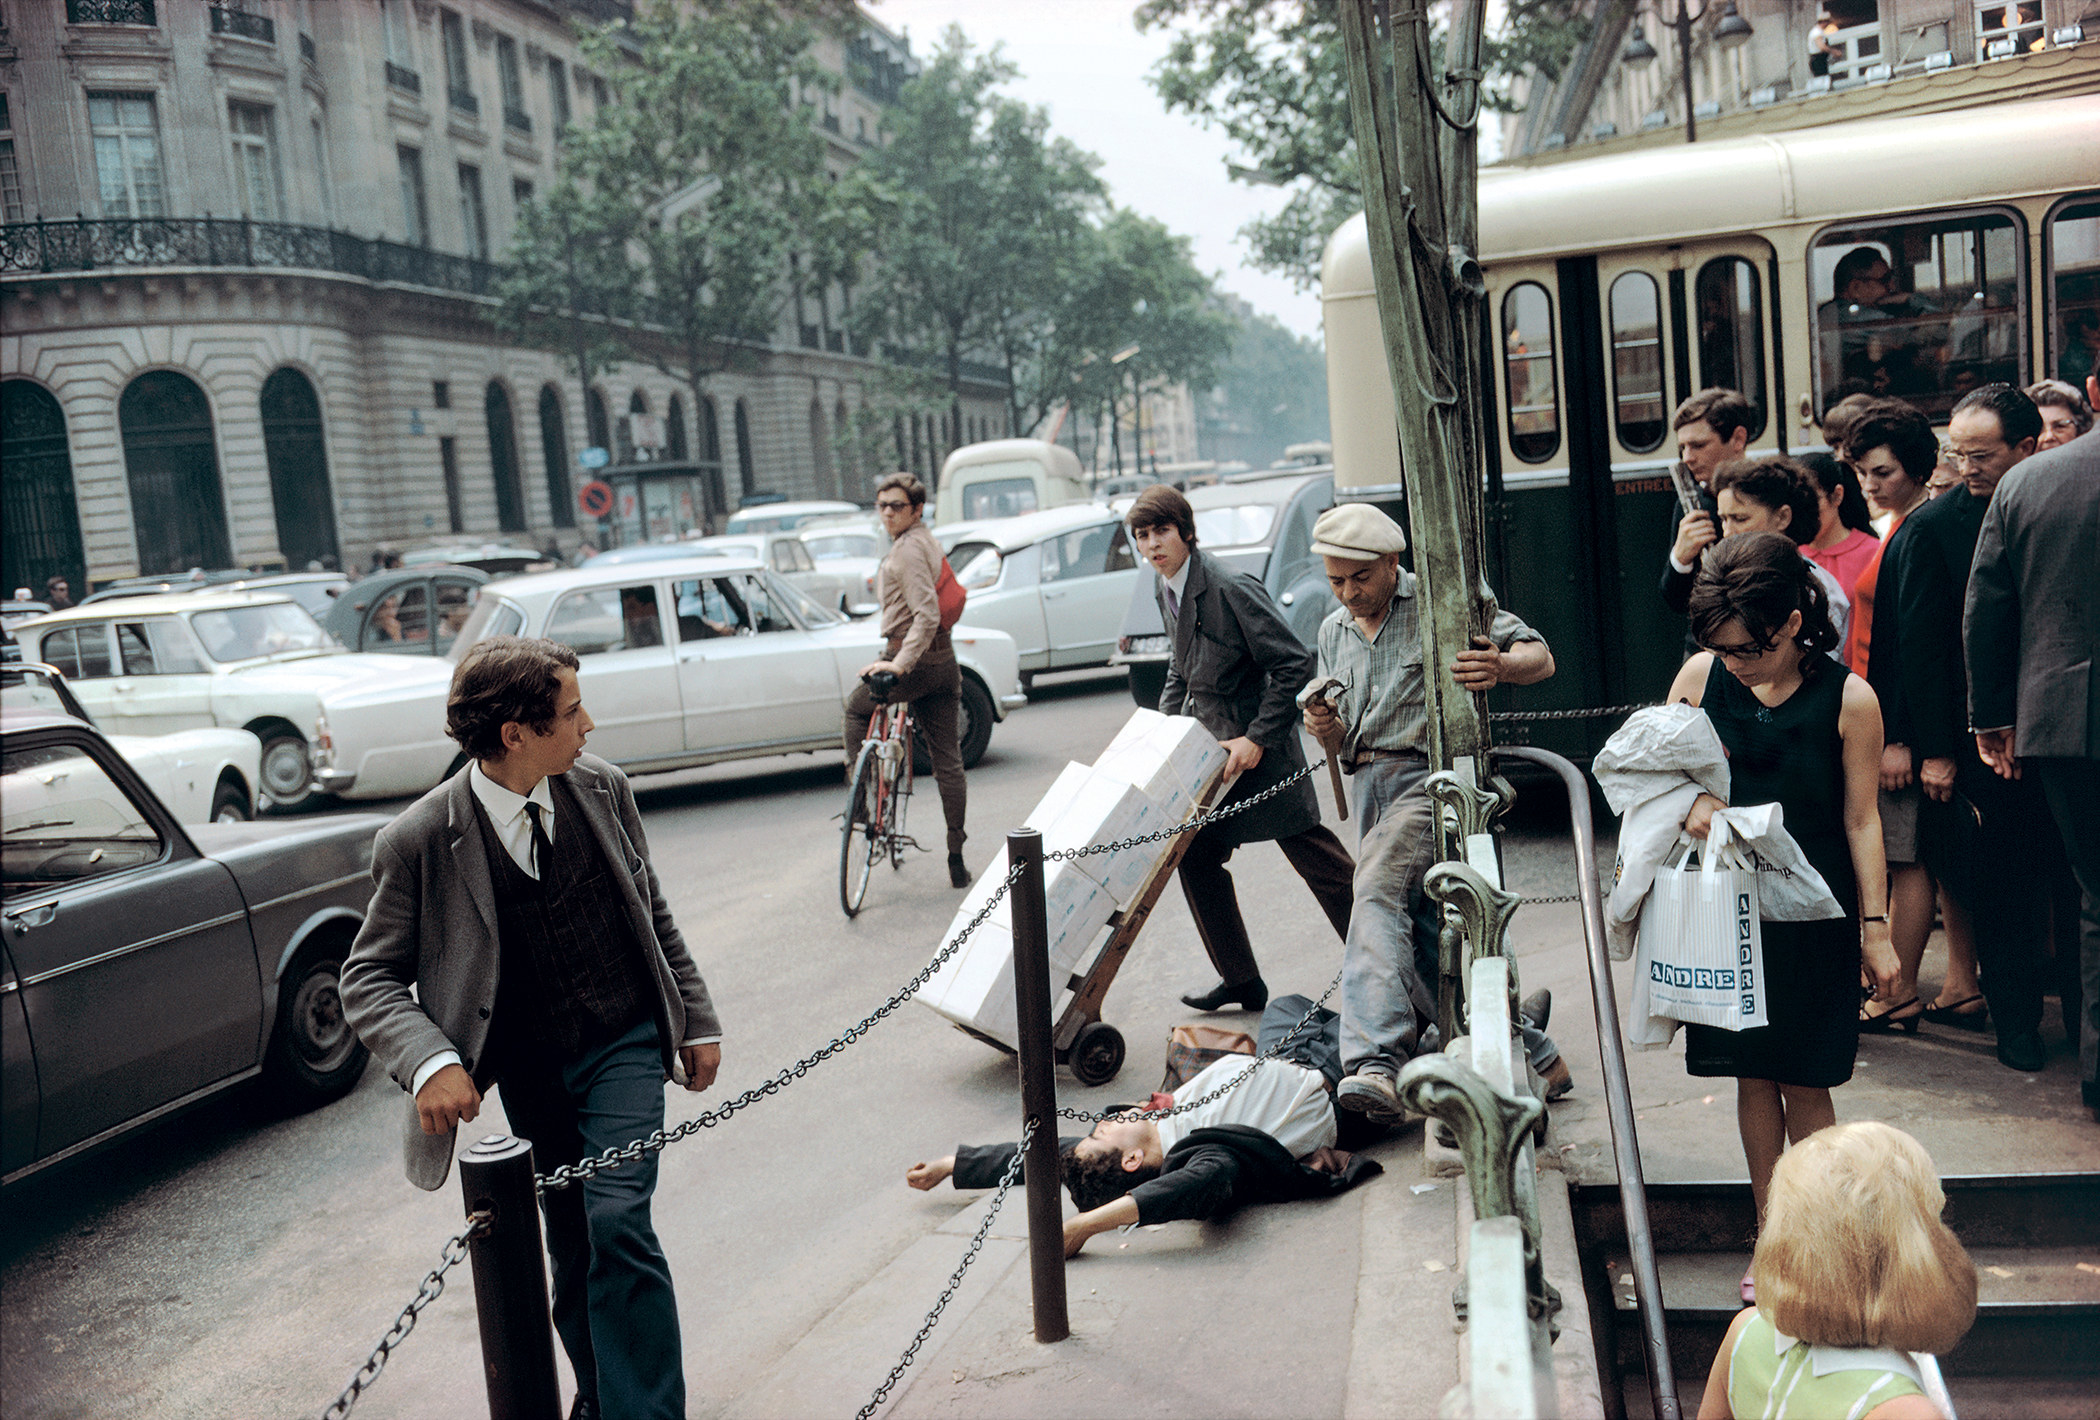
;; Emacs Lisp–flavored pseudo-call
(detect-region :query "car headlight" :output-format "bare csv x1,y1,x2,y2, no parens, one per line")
313,710,335,768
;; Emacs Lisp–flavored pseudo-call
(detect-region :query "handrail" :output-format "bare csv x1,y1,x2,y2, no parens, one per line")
1496,745,1680,1420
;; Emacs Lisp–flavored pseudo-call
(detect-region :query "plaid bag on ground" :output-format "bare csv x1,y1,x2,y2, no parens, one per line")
1159,1023,1256,1091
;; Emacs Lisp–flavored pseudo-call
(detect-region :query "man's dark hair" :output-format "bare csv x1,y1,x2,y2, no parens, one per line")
447,635,581,762
1125,484,1198,545
1832,245,1888,294
1689,532,1840,661
1952,382,2044,449
1841,398,1938,482
1711,457,1822,547
875,471,927,510
1673,387,1755,444
1059,1137,1159,1213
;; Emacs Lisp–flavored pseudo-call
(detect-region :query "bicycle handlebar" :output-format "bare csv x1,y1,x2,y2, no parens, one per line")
862,669,901,696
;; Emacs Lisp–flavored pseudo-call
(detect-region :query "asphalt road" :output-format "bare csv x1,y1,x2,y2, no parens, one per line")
0,669,1596,1419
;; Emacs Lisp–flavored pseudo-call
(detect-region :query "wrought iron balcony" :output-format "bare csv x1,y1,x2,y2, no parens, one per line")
450,86,480,117
209,6,274,43
0,216,500,300
386,62,422,94
67,0,157,23
503,105,533,136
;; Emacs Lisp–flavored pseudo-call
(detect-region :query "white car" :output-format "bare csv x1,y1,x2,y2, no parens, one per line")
724,499,861,534
798,517,886,612
2,661,263,823
932,505,1142,687
312,553,1027,798
683,533,859,612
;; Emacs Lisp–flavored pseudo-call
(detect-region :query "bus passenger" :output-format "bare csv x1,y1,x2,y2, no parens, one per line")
1298,503,1563,1123
2026,378,2093,451
1661,389,1754,656
1671,534,1900,1263
1709,457,1854,654
1697,1121,1975,1418
1822,247,1938,399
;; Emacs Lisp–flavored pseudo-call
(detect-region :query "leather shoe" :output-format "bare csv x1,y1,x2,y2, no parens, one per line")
1521,988,1552,1032
1337,1071,1417,1124
948,854,970,888
1997,1029,2046,1073
1180,977,1268,1012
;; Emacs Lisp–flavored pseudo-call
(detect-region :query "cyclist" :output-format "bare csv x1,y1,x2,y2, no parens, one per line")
843,471,970,887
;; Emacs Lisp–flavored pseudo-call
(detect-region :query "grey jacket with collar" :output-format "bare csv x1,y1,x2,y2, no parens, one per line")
341,752,720,1190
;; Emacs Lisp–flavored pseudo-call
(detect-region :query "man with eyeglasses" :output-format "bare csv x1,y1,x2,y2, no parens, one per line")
843,471,971,887
1883,384,2058,1072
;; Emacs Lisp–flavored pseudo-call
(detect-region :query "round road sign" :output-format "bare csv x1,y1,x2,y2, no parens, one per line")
578,480,615,518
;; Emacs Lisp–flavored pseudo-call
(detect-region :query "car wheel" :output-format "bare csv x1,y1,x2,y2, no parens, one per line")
257,734,320,813
1126,661,1167,710
210,778,251,823
956,674,995,770
263,937,370,1111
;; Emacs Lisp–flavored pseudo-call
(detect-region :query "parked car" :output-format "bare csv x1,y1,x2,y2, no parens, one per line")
318,566,490,656
2,707,384,1184
1110,466,1336,707
2,663,262,823
311,554,1025,794
2,599,52,664
399,542,552,577
722,499,860,534
9,592,457,813
798,517,885,612
680,533,858,612
923,504,1142,687
81,571,351,619
934,440,1089,524
579,544,731,567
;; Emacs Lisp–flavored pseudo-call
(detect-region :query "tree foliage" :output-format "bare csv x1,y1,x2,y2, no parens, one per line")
1136,0,1591,287
1201,309,1330,468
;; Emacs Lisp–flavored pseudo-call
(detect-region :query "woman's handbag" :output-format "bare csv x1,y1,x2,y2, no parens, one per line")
1629,829,1769,1040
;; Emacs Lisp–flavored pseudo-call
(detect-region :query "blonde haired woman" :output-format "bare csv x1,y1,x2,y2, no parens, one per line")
1698,1122,1977,1419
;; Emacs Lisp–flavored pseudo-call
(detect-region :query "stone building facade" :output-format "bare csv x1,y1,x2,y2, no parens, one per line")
0,0,1009,593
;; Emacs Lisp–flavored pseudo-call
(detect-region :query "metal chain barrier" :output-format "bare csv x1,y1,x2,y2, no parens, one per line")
855,1120,1035,1420
1489,702,1657,724
319,1210,492,1420
536,861,1029,1194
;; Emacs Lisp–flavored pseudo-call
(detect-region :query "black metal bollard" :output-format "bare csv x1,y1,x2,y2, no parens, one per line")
1007,828,1070,1344
458,1134,562,1420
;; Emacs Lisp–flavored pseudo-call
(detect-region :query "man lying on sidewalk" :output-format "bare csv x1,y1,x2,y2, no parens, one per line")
905,998,1385,1257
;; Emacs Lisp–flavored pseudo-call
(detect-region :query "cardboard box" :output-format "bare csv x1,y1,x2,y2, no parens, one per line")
1098,711,1228,810
918,915,1097,1049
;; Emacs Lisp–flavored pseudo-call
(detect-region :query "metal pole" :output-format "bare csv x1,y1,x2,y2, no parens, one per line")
458,1134,562,1420
1678,5,1699,142
1007,827,1070,1344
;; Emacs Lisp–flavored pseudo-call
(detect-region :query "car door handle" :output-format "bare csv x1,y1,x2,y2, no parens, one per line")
1043,588,1067,600
6,903,58,936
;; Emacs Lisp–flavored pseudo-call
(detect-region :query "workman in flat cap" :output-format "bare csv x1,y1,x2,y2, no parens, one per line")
1299,504,1562,1123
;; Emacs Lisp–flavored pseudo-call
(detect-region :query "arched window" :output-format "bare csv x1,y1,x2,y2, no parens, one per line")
1,381,86,599
260,368,341,569
835,398,853,494
893,416,907,471
733,398,755,495
809,399,833,497
1500,282,1560,464
120,371,233,573
699,396,724,518
617,387,646,464
585,386,610,452
539,384,574,528
485,381,527,532
667,393,689,461
1607,272,1668,454
1695,257,1768,439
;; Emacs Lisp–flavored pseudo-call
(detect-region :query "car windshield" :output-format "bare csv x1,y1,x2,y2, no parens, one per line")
186,602,336,662
447,594,527,660
766,571,843,627
804,533,882,561
1193,504,1278,548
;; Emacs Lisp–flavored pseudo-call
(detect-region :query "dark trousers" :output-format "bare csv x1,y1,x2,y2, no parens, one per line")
498,1018,684,1420
2035,758,2100,1102
1178,822,1354,986
843,649,967,854
1924,761,2054,1038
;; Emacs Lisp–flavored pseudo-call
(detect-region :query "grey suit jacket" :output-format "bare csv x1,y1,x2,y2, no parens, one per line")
1964,427,2100,760
341,753,721,1190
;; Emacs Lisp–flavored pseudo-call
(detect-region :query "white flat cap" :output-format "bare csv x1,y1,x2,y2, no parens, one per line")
1310,503,1407,559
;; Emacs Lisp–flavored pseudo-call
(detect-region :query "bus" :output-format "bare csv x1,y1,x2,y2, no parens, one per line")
1321,90,2100,763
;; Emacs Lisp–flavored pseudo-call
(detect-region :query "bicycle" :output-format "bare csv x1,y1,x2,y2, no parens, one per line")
840,670,926,917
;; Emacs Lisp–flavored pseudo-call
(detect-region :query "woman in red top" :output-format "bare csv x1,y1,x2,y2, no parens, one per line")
1801,452,1879,643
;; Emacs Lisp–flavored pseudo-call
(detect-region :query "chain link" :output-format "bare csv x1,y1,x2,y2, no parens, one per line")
536,862,1027,1193
319,1210,491,1420
1044,760,1322,866
856,1120,1034,1420
1489,702,1657,724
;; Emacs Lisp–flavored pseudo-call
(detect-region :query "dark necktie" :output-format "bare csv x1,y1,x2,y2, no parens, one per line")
1164,584,1181,621
524,801,552,880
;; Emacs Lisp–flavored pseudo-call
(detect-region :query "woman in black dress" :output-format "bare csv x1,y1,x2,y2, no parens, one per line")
1666,533,1901,1228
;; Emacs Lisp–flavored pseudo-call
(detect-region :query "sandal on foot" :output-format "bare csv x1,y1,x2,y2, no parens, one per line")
1860,998,1923,1034
1922,994,1989,1031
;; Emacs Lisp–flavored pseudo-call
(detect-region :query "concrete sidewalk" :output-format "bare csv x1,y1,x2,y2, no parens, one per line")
742,894,2098,1420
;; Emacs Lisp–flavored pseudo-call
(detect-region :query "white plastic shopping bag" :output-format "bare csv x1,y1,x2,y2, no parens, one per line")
1629,833,1768,1040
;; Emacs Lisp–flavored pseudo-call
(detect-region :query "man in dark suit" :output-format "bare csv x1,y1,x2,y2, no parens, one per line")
1886,384,2054,1073
1124,485,1354,1014
342,636,722,1420
1966,373,2100,1117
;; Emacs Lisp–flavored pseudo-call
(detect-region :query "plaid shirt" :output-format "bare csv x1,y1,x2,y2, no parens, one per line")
1315,571,1543,763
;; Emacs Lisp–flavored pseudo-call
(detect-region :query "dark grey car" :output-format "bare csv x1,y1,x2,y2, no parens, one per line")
2,710,387,1184
1111,467,1336,707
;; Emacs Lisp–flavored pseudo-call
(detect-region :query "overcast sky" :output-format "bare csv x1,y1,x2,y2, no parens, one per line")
866,0,1329,343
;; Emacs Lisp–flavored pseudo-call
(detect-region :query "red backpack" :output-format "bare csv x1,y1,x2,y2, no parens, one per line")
935,556,967,630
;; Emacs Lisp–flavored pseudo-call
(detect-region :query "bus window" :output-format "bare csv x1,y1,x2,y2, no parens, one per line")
1609,271,1667,453
1810,209,2024,422
1695,258,1767,439
2045,196,2100,389
1501,282,1559,463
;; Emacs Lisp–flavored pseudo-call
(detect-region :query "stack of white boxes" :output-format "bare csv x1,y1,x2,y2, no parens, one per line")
918,709,1229,1049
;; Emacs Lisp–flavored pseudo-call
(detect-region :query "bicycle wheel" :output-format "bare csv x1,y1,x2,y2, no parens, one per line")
840,744,883,917
890,721,913,871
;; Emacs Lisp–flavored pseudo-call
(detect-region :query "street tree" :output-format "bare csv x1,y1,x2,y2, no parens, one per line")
1201,309,1330,469
1137,0,1590,287
497,0,859,519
